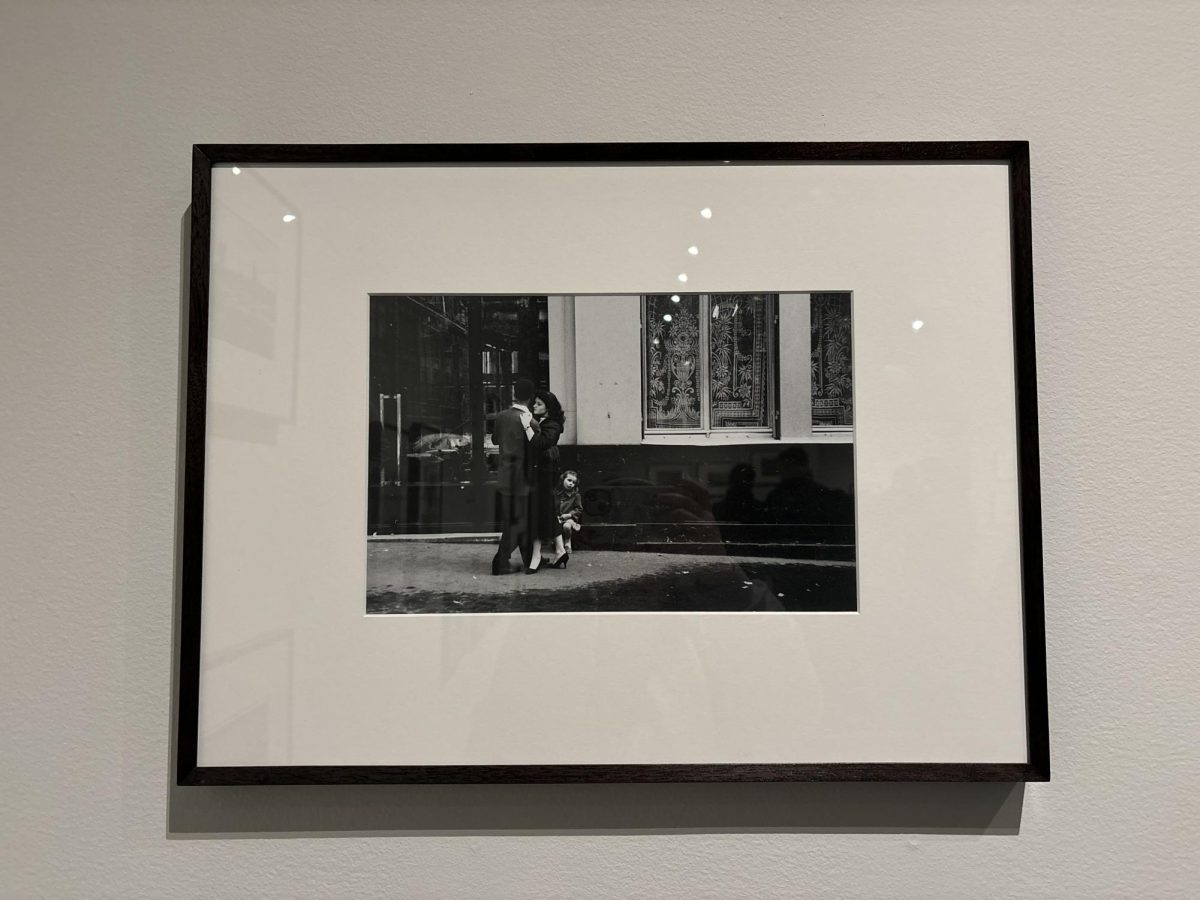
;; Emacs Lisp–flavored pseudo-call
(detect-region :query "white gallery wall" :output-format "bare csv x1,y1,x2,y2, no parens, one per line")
2,1,1198,897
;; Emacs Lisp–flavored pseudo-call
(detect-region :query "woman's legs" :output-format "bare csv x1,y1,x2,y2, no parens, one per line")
553,532,566,559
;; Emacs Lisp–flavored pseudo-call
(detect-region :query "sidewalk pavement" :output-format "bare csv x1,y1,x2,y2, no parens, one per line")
366,540,855,614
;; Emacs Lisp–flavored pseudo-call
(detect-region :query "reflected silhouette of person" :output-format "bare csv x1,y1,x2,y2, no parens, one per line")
658,475,784,611
715,462,763,524
766,446,849,525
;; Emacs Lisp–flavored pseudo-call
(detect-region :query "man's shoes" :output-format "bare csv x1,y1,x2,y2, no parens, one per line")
493,555,522,576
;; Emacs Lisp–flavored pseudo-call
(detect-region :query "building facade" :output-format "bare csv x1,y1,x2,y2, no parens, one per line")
369,294,854,560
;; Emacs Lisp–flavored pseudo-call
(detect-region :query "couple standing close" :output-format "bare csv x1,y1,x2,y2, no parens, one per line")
491,378,569,575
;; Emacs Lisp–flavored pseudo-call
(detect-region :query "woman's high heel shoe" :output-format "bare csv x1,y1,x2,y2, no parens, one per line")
549,553,569,569
524,560,545,574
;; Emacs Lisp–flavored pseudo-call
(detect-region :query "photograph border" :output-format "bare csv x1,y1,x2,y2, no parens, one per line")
364,289,857,615
178,142,1047,785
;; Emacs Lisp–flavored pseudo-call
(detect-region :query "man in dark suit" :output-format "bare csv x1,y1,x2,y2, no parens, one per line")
492,378,538,574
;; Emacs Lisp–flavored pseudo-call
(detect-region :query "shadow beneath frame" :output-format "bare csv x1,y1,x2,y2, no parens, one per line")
167,208,1025,838
167,781,1024,837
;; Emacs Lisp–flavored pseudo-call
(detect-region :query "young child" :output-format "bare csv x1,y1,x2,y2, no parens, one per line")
552,469,583,564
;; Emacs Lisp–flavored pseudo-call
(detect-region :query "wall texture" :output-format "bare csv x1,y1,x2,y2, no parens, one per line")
2,1,1198,896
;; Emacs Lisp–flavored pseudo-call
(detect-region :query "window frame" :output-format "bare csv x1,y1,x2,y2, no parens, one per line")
641,293,778,438
809,292,854,436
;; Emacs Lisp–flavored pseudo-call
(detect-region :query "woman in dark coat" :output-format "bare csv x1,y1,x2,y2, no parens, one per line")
526,388,564,572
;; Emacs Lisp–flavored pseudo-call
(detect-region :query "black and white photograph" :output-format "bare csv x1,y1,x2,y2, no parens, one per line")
367,292,855,614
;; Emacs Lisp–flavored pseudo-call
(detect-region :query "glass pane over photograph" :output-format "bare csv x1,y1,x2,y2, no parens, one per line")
192,155,1039,779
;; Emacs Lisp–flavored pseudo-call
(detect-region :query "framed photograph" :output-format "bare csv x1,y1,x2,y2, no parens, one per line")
178,142,1048,785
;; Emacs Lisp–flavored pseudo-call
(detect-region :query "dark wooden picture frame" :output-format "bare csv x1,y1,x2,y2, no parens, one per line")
178,142,1048,786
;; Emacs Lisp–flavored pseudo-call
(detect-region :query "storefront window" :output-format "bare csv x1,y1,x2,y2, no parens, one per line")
810,293,853,429
643,293,775,433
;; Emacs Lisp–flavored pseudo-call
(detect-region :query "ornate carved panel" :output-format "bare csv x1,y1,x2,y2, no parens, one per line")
709,293,770,428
